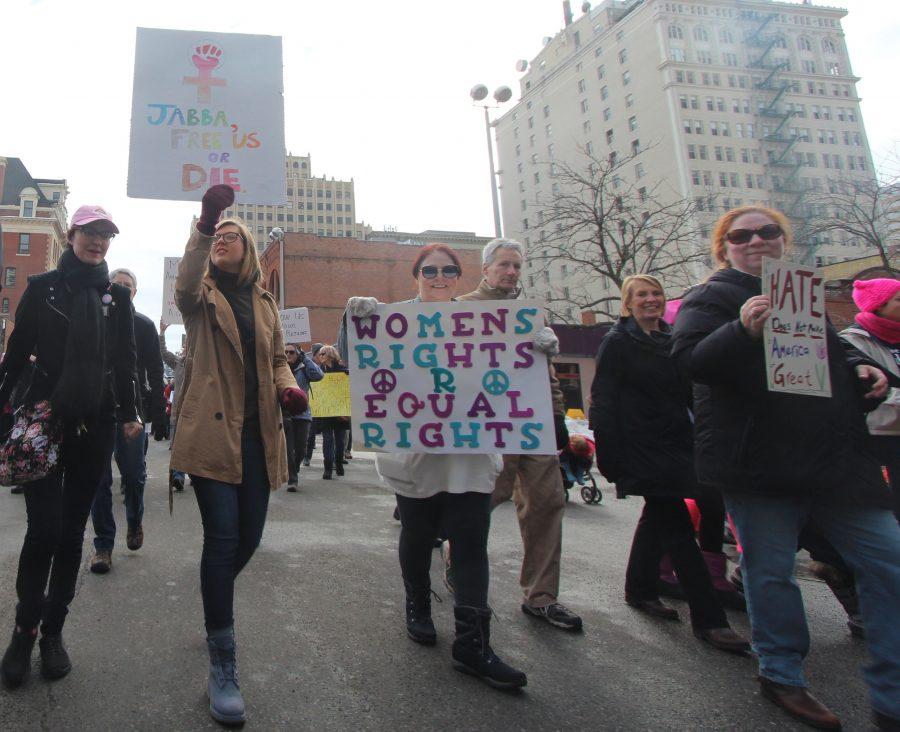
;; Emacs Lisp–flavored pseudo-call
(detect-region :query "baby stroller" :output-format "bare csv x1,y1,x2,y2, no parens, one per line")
559,434,602,504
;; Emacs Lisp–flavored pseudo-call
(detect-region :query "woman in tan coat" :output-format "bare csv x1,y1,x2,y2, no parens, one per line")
172,185,307,725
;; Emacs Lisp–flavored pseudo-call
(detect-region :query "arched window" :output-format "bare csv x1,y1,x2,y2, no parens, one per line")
267,270,280,302
668,24,683,40
693,26,709,42
772,35,787,49
822,38,837,54
798,36,812,51
719,28,733,44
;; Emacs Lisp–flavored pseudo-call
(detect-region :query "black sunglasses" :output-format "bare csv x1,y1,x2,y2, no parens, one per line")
725,223,783,245
285,349,298,355
419,265,461,279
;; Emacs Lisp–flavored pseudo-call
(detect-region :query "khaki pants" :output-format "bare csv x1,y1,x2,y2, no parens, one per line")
492,453,566,608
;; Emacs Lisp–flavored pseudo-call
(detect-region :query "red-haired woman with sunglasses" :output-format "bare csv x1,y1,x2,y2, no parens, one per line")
671,206,900,730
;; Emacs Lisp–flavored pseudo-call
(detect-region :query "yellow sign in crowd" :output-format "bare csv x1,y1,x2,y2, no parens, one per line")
309,372,351,418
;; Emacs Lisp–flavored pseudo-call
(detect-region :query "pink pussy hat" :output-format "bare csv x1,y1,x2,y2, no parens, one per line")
852,278,900,313
70,205,119,234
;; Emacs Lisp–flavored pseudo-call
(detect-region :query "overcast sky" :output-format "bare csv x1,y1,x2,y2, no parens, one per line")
3,0,897,347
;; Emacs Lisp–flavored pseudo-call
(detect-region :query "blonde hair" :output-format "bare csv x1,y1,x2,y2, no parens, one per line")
620,274,666,316
209,218,262,286
711,206,793,269
316,344,341,365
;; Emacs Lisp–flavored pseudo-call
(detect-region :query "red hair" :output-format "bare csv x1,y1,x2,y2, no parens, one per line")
411,243,462,278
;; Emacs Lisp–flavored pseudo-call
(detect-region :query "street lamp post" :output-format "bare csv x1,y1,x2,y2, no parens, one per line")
470,84,513,239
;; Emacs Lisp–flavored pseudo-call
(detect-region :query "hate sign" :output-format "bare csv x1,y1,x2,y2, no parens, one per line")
348,300,556,454
762,257,831,397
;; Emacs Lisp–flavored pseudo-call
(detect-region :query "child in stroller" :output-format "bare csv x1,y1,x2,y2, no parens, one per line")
559,434,602,504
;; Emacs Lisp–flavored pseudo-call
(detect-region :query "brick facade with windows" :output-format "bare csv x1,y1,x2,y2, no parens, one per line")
0,157,68,349
259,233,484,347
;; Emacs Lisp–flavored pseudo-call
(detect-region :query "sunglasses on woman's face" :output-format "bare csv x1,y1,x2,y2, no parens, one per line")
419,265,460,279
285,349,298,356
725,223,783,245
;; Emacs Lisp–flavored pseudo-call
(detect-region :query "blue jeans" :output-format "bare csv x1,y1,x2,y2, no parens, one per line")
192,436,270,632
725,493,900,719
91,425,148,550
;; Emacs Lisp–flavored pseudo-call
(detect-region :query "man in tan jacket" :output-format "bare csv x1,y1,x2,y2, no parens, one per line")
458,238,583,632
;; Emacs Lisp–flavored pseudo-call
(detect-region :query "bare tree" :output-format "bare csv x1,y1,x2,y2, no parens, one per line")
803,170,899,270
527,146,712,322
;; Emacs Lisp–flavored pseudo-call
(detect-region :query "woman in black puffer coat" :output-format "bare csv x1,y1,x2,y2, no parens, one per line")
671,205,900,730
590,275,747,655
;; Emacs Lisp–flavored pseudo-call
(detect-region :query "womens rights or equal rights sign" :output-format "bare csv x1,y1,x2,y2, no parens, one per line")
347,300,556,454
762,257,831,397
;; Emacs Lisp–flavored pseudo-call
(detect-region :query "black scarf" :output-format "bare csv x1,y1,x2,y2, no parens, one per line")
50,248,110,423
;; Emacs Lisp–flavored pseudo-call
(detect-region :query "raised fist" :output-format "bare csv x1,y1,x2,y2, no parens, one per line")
191,43,223,72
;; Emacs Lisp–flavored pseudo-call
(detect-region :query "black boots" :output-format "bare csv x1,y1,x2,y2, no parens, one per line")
404,583,437,645
0,627,70,687
323,461,333,480
335,458,345,477
38,634,71,679
1,625,38,688
452,606,527,690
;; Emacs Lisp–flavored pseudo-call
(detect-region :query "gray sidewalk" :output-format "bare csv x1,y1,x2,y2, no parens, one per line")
0,440,875,730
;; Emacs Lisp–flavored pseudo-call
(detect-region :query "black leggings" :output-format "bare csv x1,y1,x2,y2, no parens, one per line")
396,492,491,608
16,421,115,634
626,496,729,630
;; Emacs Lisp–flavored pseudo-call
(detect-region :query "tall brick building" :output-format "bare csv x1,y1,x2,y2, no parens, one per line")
259,233,485,346
0,157,68,348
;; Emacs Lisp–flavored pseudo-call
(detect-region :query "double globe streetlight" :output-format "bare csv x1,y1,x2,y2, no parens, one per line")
470,84,513,238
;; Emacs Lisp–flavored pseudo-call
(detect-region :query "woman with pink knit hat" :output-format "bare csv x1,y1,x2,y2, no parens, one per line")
840,277,900,520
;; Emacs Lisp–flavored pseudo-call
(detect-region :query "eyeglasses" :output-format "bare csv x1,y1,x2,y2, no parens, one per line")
79,226,115,240
285,349,298,355
419,265,461,279
725,224,783,246
214,232,244,244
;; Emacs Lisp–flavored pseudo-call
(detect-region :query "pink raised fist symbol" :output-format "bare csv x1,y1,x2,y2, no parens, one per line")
183,41,227,103
191,43,223,71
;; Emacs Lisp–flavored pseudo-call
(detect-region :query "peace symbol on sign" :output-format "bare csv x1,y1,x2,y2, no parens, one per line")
482,369,510,395
371,369,397,394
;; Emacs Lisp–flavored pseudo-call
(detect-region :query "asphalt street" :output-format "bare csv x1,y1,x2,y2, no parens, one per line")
0,439,879,731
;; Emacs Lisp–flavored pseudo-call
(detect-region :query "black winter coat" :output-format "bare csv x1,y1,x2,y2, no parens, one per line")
670,266,889,507
133,309,166,425
0,270,138,426
589,317,698,498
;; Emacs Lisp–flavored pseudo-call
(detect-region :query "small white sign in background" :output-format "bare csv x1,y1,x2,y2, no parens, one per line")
280,307,311,343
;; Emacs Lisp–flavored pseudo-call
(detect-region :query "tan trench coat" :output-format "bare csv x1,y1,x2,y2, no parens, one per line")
170,227,297,489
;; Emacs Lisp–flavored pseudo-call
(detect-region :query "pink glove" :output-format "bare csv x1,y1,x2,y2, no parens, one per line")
280,387,308,416
198,184,235,235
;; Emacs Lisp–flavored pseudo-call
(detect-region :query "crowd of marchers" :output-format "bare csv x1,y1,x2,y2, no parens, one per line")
0,184,897,731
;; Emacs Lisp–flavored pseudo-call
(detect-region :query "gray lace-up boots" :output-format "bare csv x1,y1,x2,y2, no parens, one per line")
206,626,245,724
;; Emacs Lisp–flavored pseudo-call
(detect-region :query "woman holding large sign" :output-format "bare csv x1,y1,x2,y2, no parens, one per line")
671,206,900,730
590,275,749,654
348,243,527,691
172,185,307,724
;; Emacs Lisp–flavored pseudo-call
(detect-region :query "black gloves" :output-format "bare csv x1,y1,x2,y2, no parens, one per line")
554,413,569,451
